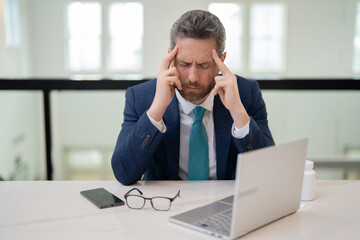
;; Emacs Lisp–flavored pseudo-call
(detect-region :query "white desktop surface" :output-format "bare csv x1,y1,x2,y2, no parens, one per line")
0,180,359,240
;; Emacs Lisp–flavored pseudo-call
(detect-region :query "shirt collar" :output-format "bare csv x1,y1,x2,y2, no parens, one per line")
175,89,214,115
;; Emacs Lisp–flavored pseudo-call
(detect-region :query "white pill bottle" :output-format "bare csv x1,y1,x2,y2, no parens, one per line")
301,160,316,201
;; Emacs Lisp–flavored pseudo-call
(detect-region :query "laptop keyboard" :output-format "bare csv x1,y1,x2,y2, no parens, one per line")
195,209,232,236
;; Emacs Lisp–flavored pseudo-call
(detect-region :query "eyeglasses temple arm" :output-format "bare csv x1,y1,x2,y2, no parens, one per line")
124,187,143,197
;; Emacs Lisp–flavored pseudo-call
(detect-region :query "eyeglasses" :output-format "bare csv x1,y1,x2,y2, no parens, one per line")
124,188,180,211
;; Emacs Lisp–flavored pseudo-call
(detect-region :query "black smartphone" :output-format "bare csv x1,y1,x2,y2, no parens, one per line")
80,188,125,209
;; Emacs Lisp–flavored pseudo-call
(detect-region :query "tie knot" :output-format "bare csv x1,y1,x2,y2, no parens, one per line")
193,106,206,122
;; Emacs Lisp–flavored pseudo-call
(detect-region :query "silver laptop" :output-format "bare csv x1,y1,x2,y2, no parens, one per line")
169,139,308,239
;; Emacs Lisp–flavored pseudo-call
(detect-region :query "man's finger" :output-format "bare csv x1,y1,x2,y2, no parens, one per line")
173,78,182,90
212,49,229,74
167,67,179,78
214,75,226,83
213,81,223,95
213,84,220,96
161,46,178,70
167,76,182,90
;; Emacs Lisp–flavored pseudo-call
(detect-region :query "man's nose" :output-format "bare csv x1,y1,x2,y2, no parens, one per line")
188,66,198,83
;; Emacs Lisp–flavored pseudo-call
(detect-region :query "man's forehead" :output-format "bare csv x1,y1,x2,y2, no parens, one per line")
176,49,214,63
175,38,216,62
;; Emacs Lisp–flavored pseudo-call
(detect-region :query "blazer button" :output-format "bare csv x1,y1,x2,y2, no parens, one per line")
246,142,253,151
141,135,151,149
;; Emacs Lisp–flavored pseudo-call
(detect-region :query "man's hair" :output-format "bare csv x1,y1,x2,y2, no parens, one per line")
170,10,226,56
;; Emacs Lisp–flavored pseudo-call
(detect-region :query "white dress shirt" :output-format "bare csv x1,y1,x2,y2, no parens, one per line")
147,89,250,180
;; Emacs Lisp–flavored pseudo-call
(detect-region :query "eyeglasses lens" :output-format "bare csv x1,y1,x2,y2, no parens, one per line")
151,197,171,211
126,195,145,209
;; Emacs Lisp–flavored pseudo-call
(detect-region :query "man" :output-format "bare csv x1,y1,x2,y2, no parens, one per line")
111,10,275,185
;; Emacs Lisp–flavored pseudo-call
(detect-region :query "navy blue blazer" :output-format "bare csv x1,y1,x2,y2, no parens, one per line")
111,75,275,185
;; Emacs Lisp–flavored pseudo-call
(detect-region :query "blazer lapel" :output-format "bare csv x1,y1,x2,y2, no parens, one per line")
213,96,233,179
163,97,180,180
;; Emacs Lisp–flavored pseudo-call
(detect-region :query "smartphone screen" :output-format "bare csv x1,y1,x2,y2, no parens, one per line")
80,188,125,209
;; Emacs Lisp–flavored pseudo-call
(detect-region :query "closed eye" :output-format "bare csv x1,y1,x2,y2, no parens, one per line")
198,63,210,69
177,60,191,67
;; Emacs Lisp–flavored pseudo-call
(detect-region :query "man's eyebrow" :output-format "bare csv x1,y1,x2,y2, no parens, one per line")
198,61,211,65
177,59,190,64
177,59,212,65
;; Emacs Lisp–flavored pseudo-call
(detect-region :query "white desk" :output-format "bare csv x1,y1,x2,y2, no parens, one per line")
0,180,359,240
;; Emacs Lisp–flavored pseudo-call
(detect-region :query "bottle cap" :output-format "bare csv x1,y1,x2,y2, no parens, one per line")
305,160,314,170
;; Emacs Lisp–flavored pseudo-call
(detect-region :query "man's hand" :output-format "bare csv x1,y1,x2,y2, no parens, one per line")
148,46,182,122
212,49,250,129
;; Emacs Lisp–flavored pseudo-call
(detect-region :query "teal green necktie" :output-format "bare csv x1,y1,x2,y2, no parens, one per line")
188,106,209,180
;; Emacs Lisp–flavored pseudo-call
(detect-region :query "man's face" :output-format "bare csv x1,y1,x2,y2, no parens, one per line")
172,38,225,105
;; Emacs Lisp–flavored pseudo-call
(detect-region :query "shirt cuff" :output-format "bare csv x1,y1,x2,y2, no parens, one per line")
232,119,250,139
146,111,167,133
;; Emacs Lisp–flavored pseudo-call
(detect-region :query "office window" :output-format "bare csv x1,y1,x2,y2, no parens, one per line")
66,2,143,74
249,4,285,73
353,2,360,73
67,2,101,72
4,0,21,48
209,3,242,72
108,3,143,72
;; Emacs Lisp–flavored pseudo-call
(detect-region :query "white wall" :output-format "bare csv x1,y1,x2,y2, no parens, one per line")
27,0,65,78
285,0,357,78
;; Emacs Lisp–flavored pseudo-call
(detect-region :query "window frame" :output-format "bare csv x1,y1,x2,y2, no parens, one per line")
248,2,287,75
64,0,144,78
208,0,287,77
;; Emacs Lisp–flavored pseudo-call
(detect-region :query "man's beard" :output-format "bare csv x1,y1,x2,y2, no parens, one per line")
178,80,215,104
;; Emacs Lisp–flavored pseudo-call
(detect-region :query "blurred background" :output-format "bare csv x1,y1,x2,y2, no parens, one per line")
0,0,359,181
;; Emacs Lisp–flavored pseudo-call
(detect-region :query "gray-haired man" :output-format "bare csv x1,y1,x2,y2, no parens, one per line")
112,10,275,185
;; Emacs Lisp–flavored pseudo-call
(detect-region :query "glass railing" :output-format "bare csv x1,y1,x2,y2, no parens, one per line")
1,79,359,180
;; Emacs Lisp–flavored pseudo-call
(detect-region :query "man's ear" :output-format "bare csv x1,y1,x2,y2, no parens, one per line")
221,52,227,62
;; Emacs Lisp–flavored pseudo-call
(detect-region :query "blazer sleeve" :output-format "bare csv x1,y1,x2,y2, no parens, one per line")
233,79,275,152
111,87,165,185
